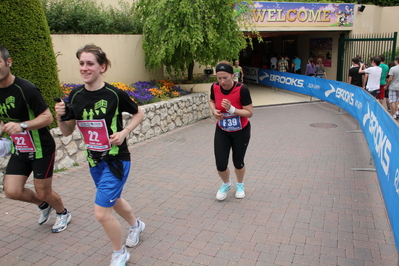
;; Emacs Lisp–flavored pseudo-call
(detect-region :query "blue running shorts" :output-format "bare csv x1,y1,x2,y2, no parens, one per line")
90,159,130,208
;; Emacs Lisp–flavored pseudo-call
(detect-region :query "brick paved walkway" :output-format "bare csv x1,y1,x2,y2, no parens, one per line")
0,102,397,266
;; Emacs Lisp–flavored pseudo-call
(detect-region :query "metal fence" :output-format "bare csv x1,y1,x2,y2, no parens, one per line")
337,32,397,81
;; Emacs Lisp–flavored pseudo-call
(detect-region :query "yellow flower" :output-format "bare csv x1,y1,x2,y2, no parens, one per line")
111,82,134,91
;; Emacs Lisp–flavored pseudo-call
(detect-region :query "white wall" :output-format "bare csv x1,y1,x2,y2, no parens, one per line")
52,34,164,85
352,4,399,35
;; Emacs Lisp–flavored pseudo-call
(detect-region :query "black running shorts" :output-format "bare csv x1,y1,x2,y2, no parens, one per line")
5,153,55,179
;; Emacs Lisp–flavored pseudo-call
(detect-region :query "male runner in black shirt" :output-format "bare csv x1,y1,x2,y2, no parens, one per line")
0,44,71,233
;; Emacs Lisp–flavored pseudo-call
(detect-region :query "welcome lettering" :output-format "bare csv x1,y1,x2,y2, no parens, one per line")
251,9,331,23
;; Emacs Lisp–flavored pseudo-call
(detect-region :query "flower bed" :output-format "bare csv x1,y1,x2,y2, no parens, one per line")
60,79,191,105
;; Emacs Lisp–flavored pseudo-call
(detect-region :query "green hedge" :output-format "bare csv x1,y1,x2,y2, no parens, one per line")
41,0,143,34
0,0,61,127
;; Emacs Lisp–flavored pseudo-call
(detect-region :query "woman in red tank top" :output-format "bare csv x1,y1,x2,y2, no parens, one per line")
209,60,253,201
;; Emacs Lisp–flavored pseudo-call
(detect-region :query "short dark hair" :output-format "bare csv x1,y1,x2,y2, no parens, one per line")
371,56,381,66
395,55,399,62
352,57,359,64
0,44,11,63
379,54,386,62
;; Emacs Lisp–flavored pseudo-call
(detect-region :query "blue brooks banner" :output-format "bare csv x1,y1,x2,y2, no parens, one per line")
257,69,399,252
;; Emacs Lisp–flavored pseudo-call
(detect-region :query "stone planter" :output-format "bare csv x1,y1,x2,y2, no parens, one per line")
0,92,210,188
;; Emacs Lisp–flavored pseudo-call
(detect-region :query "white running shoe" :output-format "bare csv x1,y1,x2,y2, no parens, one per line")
125,219,145,248
110,246,130,266
52,212,72,233
216,181,232,201
235,183,245,199
38,205,53,225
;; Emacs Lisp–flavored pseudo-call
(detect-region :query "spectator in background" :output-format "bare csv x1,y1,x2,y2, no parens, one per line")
292,54,301,74
305,58,316,76
270,54,278,70
277,55,288,72
348,57,363,87
356,54,367,85
386,56,399,119
356,54,364,65
315,58,327,79
386,61,396,112
359,56,382,99
378,54,389,108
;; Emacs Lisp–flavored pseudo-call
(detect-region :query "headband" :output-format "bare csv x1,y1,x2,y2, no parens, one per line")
216,63,234,74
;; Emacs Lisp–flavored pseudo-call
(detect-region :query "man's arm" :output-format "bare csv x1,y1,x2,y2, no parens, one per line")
358,63,366,74
386,75,394,89
2,108,53,135
363,73,369,90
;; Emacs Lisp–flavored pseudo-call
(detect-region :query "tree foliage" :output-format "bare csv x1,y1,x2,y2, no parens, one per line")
0,0,60,127
275,0,399,6
133,0,255,80
41,0,142,34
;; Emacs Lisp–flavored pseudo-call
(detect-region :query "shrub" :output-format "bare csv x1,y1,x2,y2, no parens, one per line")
41,0,142,34
0,0,61,127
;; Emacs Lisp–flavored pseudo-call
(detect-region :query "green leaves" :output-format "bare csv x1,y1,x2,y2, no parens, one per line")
0,0,60,127
134,0,254,80
41,0,142,34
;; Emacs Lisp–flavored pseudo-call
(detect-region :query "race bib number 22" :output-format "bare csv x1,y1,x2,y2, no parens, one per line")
77,119,111,151
10,131,36,152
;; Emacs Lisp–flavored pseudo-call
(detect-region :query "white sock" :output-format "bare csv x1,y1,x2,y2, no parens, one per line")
224,180,232,186
131,220,139,229
113,247,124,254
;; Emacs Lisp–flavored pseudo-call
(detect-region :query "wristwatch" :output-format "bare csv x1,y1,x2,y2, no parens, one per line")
20,122,28,132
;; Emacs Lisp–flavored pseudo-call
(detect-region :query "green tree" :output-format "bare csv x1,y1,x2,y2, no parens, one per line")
133,0,256,81
0,0,61,126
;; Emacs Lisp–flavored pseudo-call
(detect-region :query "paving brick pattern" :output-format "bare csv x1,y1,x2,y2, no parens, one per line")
0,102,397,266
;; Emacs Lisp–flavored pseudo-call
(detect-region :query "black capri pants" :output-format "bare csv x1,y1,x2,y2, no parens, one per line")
214,122,251,172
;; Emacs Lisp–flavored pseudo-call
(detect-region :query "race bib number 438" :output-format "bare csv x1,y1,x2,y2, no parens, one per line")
77,119,111,151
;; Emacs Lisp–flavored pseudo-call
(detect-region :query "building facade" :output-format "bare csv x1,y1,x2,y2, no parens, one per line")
51,2,399,84
240,2,398,81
